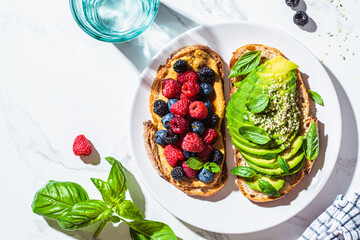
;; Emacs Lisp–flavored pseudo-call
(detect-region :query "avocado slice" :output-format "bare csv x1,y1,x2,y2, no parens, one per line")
257,56,298,75
246,176,285,191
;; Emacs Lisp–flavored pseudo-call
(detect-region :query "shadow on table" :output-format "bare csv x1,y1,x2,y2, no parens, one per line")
112,3,198,73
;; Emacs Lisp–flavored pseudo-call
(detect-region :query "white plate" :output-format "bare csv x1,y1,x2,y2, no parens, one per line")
129,21,342,234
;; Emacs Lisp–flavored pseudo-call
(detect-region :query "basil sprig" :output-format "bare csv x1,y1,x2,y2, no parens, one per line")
204,162,221,173
308,90,324,106
186,157,221,173
229,51,261,78
239,126,271,144
246,94,269,113
231,166,257,178
31,157,176,239
258,179,280,197
304,122,319,160
277,156,289,173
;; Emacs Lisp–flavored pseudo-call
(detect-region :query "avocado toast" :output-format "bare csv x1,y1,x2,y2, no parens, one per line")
227,44,318,202
143,45,228,197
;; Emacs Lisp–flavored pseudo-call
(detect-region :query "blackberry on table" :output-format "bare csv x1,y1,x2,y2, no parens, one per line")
285,0,299,8
293,11,309,26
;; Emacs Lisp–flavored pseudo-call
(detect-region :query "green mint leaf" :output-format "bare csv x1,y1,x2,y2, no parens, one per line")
277,156,289,173
308,90,324,106
31,181,89,220
57,200,111,230
91,178,124,206
231,166,257,178
258,179,280,197
246,94,269,113
107,159,128,200
186,157,204,170
239,126,271,144
203,162,221,173
110,216,121,223
228,51,261,78
128,220,177,240
304,122,319,160
114,200,144,220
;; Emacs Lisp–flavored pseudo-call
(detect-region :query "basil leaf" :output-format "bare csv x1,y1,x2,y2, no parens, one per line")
31,181,89,220
111,215,121,223
228,51,261,78
304,122,319,160
114,200,144,220
258,179,280,197
186,157,204,170
246,94,269,113
203,162,221,173
91,178,124,206
231,166,257,178
239,126,271,144
277,156,289,173
308,90,324,106
128,220,177,240
107,158,128,200
58,200,111,230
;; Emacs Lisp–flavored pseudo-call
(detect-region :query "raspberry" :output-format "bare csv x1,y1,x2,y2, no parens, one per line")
169,117,189,134
180,93,196,105
73,134,92,156
189,101,208,119
177,70,198,84
171,99,189,117
182,132,205,152
182,161,197,178
164,145,184,167
162,79,181,98
202,128,218,144
197,144,213,162
182,81,200,97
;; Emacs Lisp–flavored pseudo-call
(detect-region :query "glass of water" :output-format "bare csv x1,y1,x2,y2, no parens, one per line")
70,0,160,42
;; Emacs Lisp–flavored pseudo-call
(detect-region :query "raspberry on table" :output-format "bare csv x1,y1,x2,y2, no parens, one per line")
189,101,208,119
202,128,218,144
162,78,181,98
153,100,169,116
173,59,188,73
197,66,215,84
209,149,224,165
164,145,184,167
73,134,92,156
164,130,179,144
182,81,200,97
171,99,189,117
197,144,213,162
171,166,185,181
177,70,198,84
181,132,205,152
182,161,197,178
169,116,189,134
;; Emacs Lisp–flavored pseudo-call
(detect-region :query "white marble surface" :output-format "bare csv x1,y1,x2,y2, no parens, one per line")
0,0,359,239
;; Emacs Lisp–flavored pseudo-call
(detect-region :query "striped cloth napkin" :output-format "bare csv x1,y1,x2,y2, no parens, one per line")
300,191,360,240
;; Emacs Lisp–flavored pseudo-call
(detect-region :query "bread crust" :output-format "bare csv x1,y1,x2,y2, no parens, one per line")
144,45,228,197
229,44,317,202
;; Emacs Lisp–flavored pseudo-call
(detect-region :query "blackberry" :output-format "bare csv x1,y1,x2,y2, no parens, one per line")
199,83,213,98
197,67,215,84
167,98,178,111
171,166,185,181
164,130,179,144
203,112,219,128
155,130,167,146
191,121,205,136
161,113,174,129
209,149,224,165
293,11,309,26
183,150,196,159
285,0,299,8
173,59,188,73
153,100,169,116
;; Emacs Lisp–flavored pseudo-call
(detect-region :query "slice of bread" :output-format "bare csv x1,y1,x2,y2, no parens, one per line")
143,45,228,197
229,44,317,202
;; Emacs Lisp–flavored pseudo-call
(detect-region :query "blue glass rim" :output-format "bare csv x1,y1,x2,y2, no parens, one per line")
69,0,160,43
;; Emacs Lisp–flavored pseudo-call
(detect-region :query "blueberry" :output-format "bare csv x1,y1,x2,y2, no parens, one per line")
198,168,215,183
285,0,299,8
161,113,174,129
153,100,169,116
203,112,219,128
155,130,166,146
171,166,185,181
164,130,179,144
209,149,224,165
199,83,213,98
200,98,212,110
197,67,215,84
173,60,188,73
183,150,196,159
293,11,309,26
167,98,178,111
191,121,205,136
